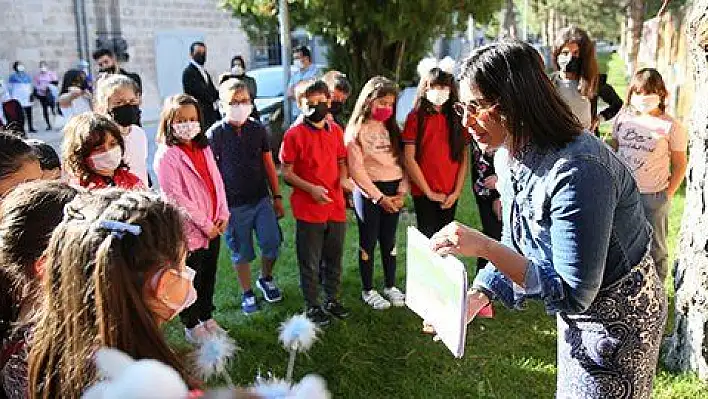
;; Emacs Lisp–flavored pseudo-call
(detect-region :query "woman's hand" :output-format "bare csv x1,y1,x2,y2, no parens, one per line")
466,289,490,324
430,221,493,258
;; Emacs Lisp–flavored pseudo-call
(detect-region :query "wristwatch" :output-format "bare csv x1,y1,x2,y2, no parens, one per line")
273,194,283,200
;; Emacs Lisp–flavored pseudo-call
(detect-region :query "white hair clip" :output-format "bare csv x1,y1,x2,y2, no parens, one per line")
417,56,456,77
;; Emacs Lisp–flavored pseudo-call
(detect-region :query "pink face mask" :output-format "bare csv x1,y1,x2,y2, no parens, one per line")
150,266,197,319
371,106,393,122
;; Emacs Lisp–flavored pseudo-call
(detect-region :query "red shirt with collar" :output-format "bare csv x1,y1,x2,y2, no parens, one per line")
402,110,462,196
178,143,217,219
279,120,347,223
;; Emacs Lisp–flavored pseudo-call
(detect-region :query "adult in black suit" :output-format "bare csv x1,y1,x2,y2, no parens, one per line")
182,42,220,130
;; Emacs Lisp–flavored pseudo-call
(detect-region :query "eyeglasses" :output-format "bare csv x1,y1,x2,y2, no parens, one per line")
453,100,494,118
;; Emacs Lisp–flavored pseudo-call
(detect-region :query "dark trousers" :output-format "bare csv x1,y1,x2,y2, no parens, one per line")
22,106,34,132
353,181,401,291
474,193,503,270
180,237,220,328
413,196,458,238
36,94,55,127
296,220,346,308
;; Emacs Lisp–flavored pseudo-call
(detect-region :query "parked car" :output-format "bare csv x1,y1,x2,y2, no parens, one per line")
250,65,325,157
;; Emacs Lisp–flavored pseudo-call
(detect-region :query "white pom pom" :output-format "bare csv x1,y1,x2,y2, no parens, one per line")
81,348,189,399
195,333,239,381
417,57,439,78
278,314,320,353
438,56,456,74
251,377,292,398
291,374,330,399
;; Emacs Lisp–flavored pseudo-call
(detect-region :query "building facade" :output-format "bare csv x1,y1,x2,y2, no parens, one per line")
1,0,251,121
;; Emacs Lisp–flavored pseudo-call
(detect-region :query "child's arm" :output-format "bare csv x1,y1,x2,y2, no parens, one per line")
442,145,469,210
282,163,332,204
346,140,382,201
263,151,285,218
667,150,688,199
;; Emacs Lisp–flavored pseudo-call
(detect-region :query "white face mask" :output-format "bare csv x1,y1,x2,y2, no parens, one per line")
172,121,201,141
231,65,245,76
294,59,304,70
89,146,123,172
40,66,48,73
16,65,25,73
426,88,450,106
228,104,253,125
630,94,661,114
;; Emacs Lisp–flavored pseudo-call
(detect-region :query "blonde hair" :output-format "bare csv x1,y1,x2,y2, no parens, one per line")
94,74,139,113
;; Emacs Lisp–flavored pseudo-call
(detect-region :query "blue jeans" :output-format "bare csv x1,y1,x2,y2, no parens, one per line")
225,197,281,264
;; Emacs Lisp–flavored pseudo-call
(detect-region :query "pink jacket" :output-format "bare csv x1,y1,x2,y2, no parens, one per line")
154,144,229,251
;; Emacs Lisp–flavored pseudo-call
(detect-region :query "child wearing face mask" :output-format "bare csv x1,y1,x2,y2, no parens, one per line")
95,74,149,186
154,94,230,342
403,59,469,238
27,189,201,398
280,79,352,326
610,68,688,284
207,78,285,316
345,76,408,310
57,69,92,121
61,112,143,190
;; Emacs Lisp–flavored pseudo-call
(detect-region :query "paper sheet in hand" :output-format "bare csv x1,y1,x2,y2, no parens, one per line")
405,227,468,358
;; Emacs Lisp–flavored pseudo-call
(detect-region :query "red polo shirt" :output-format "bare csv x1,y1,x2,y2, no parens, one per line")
402,110,462,196
279,120,347,223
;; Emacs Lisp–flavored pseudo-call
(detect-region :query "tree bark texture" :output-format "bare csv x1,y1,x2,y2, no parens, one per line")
662,0,708,380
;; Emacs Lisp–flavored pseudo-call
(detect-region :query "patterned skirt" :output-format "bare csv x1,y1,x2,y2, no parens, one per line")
556,253,668,399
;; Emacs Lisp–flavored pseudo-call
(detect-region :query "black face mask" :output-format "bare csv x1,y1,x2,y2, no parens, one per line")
193,53,206,66
559,56,582,74
109,104,141,127
306,103,329,124
329,101,344,116
99,65,117,74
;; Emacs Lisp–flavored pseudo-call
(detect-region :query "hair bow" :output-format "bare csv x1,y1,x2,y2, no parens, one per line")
417,56,456,78
98,220,142,239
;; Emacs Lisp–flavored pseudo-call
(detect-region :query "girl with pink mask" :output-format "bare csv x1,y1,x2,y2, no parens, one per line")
345,76,408,310
610,68,688,284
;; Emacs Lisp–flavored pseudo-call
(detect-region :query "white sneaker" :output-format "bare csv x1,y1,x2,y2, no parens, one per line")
383,287,406,307
184,323,210,344
362,290,391,310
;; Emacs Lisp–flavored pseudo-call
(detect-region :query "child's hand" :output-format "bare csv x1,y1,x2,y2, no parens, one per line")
273,198,285,219
207,225,221,239
379,196,399,214
215,219,228,234
392,193,406,210
492,199,502,221
426,191,446,203
483,175,498,190
441,192,460,210
309,185,332,204
340,178,354,192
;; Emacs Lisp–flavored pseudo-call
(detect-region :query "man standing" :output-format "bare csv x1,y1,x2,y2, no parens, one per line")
286,45,321,121
182,42,220,130
92,49,142,94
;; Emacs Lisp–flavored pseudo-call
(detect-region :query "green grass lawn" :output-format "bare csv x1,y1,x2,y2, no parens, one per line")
162,53,707,397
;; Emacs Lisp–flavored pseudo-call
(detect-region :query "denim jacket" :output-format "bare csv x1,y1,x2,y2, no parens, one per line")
472,132,651,314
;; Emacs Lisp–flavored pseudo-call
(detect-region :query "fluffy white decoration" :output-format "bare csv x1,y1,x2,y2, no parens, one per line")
278,314,320,352
417,57,439,78
251,374,330,399
81,348,189,399
195,333,239,381
438,56,456,74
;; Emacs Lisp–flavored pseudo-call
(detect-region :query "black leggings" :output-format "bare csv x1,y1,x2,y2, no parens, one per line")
473,193,502,270
353,181,401,291
22,106,34,132
413,195,457,238
180,237,220,328
36,94,55,127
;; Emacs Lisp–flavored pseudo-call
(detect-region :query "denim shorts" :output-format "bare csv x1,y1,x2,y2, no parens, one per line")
225,196,281,264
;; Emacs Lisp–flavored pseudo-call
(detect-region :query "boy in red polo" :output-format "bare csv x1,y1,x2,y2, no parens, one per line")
279,79,352,326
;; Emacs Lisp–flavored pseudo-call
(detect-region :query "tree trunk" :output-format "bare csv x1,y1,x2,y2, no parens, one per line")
662,0,708,380
627,0,645,75
501,0,518,39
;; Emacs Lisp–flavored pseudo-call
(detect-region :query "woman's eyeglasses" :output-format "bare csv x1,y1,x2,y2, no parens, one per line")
453,100,494,118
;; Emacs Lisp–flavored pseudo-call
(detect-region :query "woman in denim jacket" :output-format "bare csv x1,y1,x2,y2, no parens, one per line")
433,41,667,398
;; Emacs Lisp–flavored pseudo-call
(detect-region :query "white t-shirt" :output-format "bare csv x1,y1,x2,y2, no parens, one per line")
555,78,592,129
123,125,149,186
613,110,688,194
